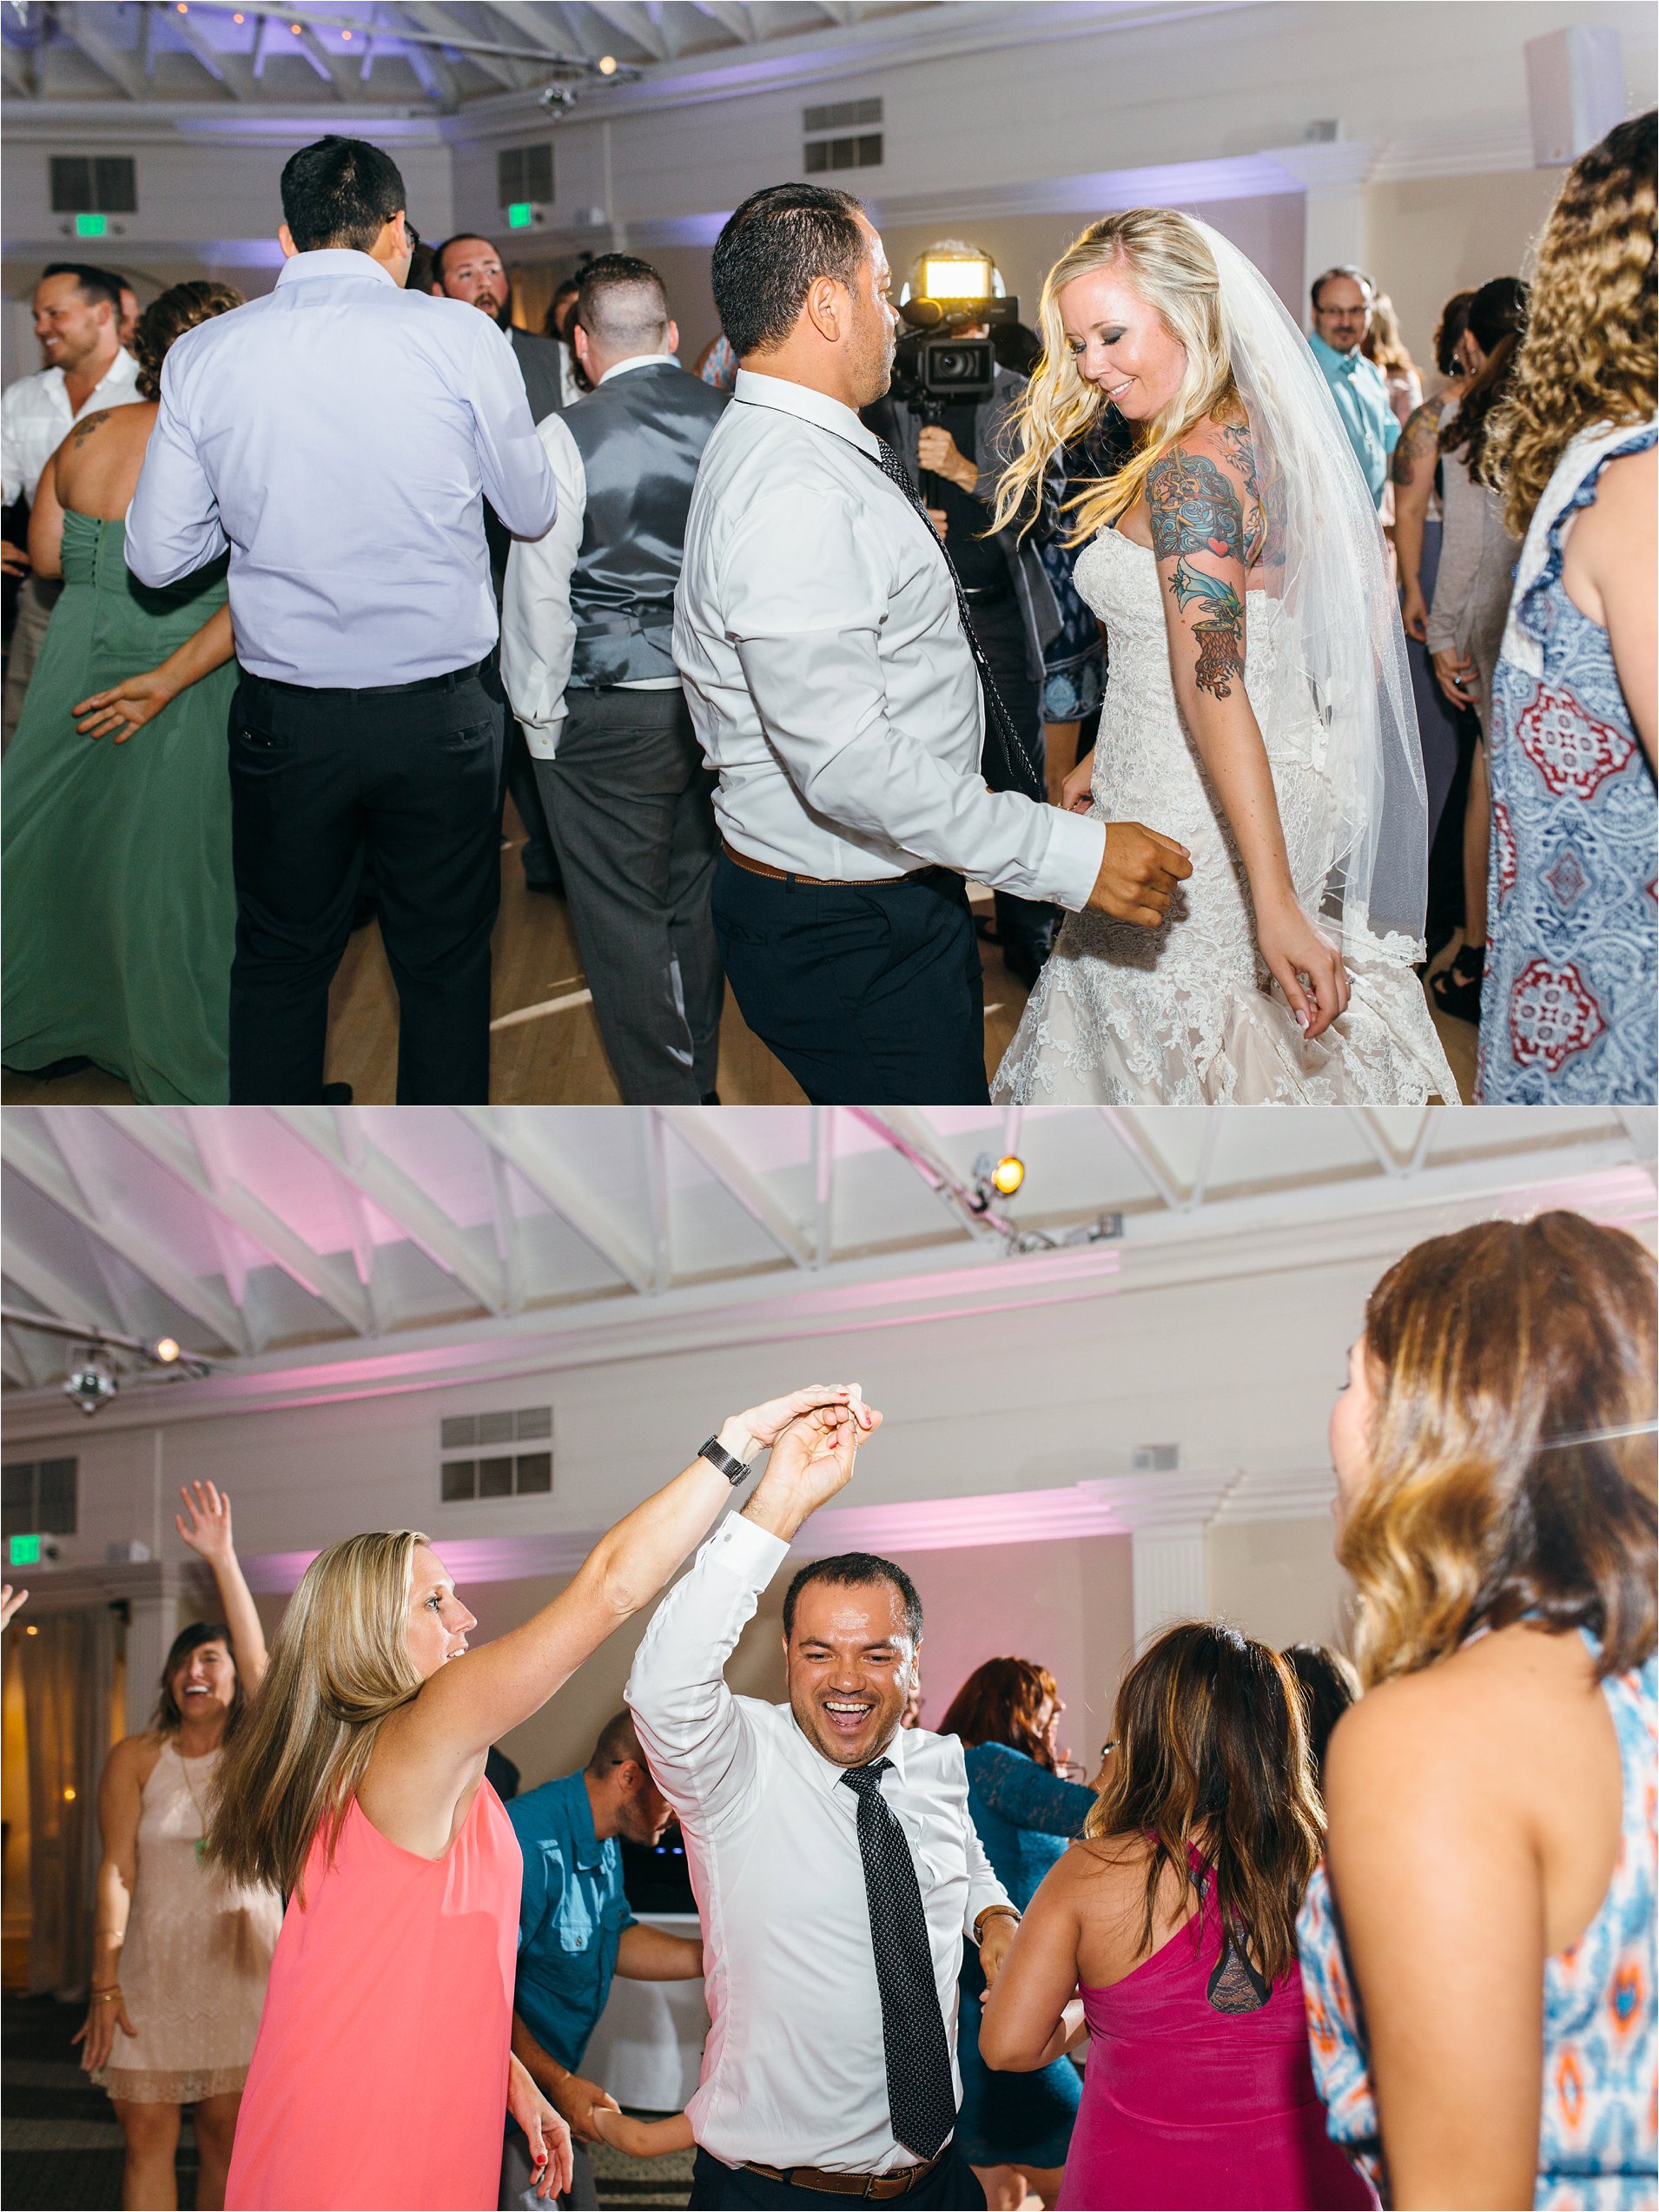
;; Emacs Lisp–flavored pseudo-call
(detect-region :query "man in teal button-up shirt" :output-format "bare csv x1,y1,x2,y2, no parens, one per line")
1307,265,1400,508
504,1712,704,2207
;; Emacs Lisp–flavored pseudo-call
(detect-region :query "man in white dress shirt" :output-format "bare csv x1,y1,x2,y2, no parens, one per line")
628,1423,1017,2209
125,135,557,1106
2,264,142,743
674,182,1191,1105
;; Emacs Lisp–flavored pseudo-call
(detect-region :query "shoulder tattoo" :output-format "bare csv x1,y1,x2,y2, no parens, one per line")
1391,401,1440,485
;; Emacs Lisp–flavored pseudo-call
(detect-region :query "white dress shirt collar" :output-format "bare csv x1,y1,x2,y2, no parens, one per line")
798,1713,909,1795
732,366,879,459
598,352,680,386
274,247,399,293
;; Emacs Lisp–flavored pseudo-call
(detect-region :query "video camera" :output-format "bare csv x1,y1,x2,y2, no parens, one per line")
890,293,1019,417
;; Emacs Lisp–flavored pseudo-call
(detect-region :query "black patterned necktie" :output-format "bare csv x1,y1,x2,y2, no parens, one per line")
840,1758,958,2163
865,436,1045,803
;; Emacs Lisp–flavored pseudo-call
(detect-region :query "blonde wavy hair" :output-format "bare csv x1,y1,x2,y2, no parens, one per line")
990,208,1239,545
1484,109,1656,542
1339,1212,1656,1692
208,1530,429,1899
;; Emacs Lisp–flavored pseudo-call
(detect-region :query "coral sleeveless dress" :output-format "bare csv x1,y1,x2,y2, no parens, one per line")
226,1780,521,2211
1058,1856,1378,2210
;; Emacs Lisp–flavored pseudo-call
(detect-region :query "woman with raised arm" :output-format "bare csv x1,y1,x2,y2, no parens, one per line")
213,1383,878,2212
991,208,1457,1106
1299,1212,1656,2208
74,1482,282,2212
2,280,241,1104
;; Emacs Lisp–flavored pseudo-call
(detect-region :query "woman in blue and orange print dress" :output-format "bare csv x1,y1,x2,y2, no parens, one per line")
1299,1209,1656,2209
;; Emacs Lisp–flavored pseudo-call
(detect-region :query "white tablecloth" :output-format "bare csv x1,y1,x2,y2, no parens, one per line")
582,1913,709,2110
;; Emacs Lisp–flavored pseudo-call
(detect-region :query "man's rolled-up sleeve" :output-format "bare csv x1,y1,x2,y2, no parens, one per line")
124,370,228,587
727,486,1105,910
470,322,558,543
501,416,585,731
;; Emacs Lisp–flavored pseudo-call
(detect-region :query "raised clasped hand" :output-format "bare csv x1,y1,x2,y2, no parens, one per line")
758,1388,881,1514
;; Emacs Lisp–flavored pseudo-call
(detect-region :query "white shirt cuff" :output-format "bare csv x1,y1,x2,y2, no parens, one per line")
703,1511,790,1587
1042,808,1107,913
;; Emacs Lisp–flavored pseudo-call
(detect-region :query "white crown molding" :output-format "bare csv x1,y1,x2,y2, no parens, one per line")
15,1556,209,1615
0,105,446,144
1080,1468,1242,1530
1213,1465,1338,1522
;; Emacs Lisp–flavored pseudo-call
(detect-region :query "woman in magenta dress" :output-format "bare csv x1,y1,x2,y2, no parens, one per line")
208,1383,877,2212
979,1621,1376,2212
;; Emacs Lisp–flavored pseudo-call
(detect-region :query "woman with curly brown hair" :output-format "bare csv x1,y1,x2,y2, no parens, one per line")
1473,111,1656,1103
1299,1211,1656,2208
2,278,242,1103
979,1624,1376,2210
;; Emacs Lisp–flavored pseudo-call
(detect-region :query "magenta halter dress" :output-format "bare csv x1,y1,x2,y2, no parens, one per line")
1058,1855,1377,2211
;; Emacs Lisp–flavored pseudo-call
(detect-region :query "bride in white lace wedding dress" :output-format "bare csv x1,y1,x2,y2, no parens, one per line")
990,212,1458,1106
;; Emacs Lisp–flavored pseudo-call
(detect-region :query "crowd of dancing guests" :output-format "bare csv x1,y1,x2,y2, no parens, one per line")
2,110,1651,1108
28,1212,1651,2210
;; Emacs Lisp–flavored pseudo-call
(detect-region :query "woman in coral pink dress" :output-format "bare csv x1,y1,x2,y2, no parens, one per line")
210,1383,877,2212
979,1622,1376,2212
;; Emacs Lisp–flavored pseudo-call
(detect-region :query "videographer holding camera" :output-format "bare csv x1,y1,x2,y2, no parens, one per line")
865,241,1062,990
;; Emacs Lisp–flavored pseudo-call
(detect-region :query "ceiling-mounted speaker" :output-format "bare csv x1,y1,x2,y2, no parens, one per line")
1524,27,1627,168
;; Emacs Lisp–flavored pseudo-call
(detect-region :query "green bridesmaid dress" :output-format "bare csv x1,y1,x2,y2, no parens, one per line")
3,511,239,1103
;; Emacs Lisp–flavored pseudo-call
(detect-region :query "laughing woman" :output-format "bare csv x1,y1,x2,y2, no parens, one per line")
75,1483,282,2212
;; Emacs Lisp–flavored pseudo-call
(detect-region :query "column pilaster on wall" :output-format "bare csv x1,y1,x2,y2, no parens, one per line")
1081,1469,1241,1647
1261,140,1379,315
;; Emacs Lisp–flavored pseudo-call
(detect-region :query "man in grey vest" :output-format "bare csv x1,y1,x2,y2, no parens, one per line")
502,255,727,1103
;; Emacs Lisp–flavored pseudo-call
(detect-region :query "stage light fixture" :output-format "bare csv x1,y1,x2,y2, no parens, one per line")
154,1337,181,1364
990,1154,1025,1197
598,53,617,73
63,1350,118,1417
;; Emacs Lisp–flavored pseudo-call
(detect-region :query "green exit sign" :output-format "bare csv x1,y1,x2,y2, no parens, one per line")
506,201,533,229
74,212,109,240
9,1534,42,1567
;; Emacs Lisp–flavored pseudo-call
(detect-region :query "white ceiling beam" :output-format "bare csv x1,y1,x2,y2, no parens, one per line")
483,1145,525,1316
161,4,255,96
1,1324,38,1390
583,0,666,61
852,1107,1007,1243
1188,1105,1224,1211
278,1109,507,1316
50,2,146,97
0,40,30,96
644,1111,671,1295
811,1106,836,1268
1094,1107,1186,1212
687,0,757,39
1344,1106,1406,1179
294,22,353,95
103,1111,375,1338
398,24,459,105
0,1122,253,1355
35,1115,177,1336
456,1108,656,1295
0,1243,126,1342
398,0,520,86
665,1112,813,1268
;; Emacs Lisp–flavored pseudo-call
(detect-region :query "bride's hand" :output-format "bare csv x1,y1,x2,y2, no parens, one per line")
1060,756,1094,814
1256,895,1350,1041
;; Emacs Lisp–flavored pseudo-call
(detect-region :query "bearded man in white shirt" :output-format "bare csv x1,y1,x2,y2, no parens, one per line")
673,182,1191,1105
1,263,141,743
628,1413,1018,2209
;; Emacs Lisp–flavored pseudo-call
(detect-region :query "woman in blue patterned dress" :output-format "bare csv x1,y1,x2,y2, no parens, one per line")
1299,1211,1656,2209
1476,111,1656,1103
941,1658,1098,2209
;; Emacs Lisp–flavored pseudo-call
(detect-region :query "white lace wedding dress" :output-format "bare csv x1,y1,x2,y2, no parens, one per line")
994,527,1461,1105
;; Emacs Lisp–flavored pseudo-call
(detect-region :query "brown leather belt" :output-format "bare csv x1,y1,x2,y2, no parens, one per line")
741,2152,946,2199
720,837,933,889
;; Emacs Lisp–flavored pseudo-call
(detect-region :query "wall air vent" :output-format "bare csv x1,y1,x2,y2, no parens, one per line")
440,1407,552,1502
803,97,882,175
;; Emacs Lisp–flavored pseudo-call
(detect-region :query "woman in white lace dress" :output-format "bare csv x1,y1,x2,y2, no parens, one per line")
991,211,1458,1104
75,1483,282,2210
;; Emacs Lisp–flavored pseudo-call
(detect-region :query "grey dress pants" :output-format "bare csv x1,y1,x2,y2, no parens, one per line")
532,686,723,1104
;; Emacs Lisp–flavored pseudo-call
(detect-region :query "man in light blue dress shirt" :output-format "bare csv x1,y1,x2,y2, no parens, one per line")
1306,265,1399,509
125,135,557,1106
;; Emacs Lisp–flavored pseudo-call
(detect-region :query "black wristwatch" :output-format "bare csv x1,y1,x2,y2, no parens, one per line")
697,1435,752,1484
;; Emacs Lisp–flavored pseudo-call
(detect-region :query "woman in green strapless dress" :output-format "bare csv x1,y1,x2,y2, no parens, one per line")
3,281,244,1104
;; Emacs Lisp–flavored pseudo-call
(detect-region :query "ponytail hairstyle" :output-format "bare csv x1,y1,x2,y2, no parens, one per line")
1440,276,1529,485
207,1530,427,1899
1083,1621,1321,1988
991,208,1239,546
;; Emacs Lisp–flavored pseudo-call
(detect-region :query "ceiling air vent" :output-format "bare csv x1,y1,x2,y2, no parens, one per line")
440,1407,552,1502
803,97,882,175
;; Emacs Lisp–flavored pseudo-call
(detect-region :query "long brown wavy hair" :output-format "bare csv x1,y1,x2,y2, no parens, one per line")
1484,109,1656,540
1441,275,1529,487
940,1656,1063,1770
1083,1622,1322,1986
133,280,244,399
208,1530,428,1900
1339,1212,1657,1689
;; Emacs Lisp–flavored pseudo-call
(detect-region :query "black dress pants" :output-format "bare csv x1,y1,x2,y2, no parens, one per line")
689,2147,986,2210
228,666,503,1105
712,852,989,1105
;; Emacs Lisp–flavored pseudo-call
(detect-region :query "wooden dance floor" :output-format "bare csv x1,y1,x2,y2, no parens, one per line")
1,809,1477,1106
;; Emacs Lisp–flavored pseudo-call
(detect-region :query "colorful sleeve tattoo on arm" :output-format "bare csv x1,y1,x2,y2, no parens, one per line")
1147,446,1247,700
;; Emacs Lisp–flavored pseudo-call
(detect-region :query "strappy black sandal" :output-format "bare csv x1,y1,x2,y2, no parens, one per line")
1431,941,1485,1025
